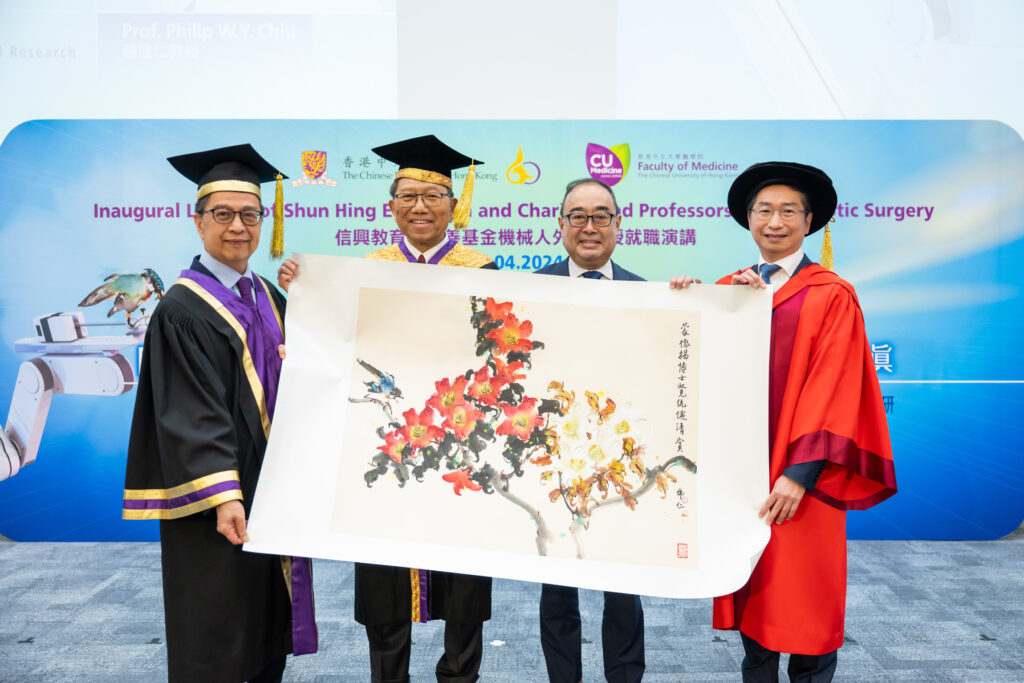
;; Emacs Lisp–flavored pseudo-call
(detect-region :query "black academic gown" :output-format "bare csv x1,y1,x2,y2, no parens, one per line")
354,564,492,625
124,259,292,683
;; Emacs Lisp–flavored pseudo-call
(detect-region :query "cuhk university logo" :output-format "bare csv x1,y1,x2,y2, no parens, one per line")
292,150,337,187
586,143,630,186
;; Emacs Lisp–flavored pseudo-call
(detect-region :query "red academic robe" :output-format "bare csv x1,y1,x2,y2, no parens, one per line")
712,263,896,655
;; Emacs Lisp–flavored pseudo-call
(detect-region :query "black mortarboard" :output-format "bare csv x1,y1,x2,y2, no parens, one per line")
372,135,482,188
372,135,483,228
168,143,287,202
167,143,289,259
727,161,839,269
727,161,837,234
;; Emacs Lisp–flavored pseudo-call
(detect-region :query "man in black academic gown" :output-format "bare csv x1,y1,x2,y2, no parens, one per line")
278,135,494,683
534,178,646,683
123,145,316,683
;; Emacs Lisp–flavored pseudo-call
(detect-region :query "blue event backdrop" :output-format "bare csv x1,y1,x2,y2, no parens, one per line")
0,119,1021,542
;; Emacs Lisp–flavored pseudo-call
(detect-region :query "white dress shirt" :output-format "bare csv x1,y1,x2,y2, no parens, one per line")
757,249,806,287
199,250,253,295
403,236,449,263
567,257,615,280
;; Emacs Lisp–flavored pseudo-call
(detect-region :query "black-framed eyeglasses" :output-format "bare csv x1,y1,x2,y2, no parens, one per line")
199,208,265,226
393,192,453,207
748,207,807,222
562,211,617,228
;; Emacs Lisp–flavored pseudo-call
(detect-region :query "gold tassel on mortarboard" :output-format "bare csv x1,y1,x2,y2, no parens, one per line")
452,161,476,229
270,173,284,259
819,218,834,271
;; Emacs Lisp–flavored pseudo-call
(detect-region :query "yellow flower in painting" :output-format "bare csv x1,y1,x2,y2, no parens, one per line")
614,420,630,435
558,402,589,442
569,458,587,472
588,444,608,463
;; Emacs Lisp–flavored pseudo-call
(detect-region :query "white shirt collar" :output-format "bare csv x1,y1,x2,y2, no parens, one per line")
567,257,615,280
757,249,805,286
403,235,449,263
199,250,252,293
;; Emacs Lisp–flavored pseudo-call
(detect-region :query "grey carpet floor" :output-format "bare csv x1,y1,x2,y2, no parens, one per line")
1,534,1022,682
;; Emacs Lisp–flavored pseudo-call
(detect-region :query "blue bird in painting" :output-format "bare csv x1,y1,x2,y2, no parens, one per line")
357,358,403,401
79,268,165,328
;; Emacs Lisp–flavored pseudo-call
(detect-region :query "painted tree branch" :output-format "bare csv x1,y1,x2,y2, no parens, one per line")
491,471,554,556
587,455,697,521
349,396,397,426
569,520,584,560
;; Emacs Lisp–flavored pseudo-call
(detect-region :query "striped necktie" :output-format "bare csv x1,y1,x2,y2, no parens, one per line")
759,264,781,285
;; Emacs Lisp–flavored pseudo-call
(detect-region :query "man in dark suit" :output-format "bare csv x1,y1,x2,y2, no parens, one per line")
534,178,645,683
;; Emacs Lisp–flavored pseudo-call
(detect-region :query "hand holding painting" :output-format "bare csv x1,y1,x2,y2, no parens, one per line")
730,268,768,289
667,274,701,289
278,256,300,292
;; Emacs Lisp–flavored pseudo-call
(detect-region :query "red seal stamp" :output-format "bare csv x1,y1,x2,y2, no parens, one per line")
677,543,688,559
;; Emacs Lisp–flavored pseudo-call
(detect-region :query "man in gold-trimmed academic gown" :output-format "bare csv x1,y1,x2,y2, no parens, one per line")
123,145,316,683
279,134,494,683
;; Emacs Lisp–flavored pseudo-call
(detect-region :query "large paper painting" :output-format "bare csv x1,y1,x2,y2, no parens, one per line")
246,254,772,599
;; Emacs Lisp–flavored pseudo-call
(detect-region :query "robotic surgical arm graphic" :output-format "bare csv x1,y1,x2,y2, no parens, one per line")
0,269,163,481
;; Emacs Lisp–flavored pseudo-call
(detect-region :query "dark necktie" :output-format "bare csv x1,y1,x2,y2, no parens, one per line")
237,275,256,305
759,264,782,285
581,271,604,280
417,254,426,264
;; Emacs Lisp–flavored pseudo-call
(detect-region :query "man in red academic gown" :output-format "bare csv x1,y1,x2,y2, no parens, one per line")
671,161,896,682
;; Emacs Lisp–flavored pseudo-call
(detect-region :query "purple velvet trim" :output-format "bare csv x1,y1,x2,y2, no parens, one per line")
397,239,418,263
428,234,458,265
122,479,240,510
180,269,284,418
397,234,458,265
290,557,318,655
419,569,432,622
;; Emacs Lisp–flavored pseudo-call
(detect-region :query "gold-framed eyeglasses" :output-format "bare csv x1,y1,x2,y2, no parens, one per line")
562,211,617,228
199,208,265,226
748,207,807,222
393,192,453,207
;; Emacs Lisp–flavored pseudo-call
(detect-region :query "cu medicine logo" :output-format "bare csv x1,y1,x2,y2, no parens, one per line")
292,150,338,187
586,142,630,186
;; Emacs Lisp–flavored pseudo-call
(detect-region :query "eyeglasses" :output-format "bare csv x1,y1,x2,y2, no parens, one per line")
393,192,453,207
562,211,617,228
748,207,807,222
199,208,265,226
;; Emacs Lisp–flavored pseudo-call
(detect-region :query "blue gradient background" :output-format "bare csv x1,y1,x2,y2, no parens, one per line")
0,119,1021,541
